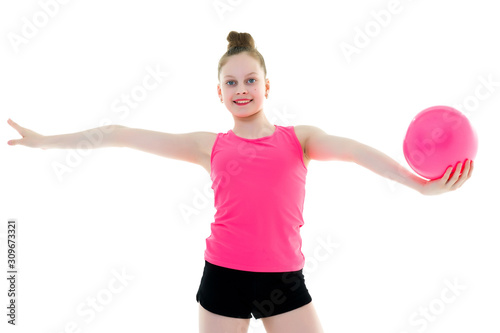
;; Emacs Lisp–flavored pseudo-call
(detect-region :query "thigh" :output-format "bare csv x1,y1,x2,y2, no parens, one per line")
199,304,250,333
261,302,324,333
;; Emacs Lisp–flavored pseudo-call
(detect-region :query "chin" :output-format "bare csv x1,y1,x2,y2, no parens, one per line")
232,110,260,118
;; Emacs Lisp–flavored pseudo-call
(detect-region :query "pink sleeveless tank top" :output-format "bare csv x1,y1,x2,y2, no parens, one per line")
204,124,308,272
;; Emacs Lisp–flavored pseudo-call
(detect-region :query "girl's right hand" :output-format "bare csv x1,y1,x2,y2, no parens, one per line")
7,119,46,149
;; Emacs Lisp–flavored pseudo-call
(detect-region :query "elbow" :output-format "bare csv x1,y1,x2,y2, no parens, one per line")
347,139,370,165
105,125,128,148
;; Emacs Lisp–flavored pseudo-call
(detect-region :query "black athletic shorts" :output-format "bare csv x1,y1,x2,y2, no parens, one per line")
196,260,312,319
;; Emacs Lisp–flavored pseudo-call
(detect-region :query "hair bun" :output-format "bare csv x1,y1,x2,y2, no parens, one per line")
227,31,255,50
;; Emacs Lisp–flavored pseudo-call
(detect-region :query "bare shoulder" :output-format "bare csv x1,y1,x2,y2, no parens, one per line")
293,125,327,148
293,125,326,141
293,125,327,167
194,131,218,155
194,131,218,174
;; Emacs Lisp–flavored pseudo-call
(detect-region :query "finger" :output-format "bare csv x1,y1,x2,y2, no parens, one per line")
453,160,471,189
7,118,15,127
440,166,453,184
463,159,472,178
7,119,26,146
7,119,23,134
446,162,462,188
467,160,474,179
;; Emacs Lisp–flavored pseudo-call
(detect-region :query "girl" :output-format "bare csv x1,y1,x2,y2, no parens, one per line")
7,31,473,333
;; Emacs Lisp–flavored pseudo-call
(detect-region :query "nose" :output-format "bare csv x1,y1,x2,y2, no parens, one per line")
236,86,248,95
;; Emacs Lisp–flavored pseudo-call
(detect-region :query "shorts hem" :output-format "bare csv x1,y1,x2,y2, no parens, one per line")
197,300,252,319
252,292,313,319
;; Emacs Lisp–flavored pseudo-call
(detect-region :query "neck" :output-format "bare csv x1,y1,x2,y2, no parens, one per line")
232,109,275,139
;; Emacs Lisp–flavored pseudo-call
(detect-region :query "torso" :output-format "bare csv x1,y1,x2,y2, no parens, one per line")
198,125,311,175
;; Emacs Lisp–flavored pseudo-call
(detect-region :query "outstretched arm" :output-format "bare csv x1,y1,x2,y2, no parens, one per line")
301,125,473,195
7,118,125,149
7,118,214,168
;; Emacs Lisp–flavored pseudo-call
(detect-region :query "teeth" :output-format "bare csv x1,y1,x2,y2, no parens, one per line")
235,100,251,104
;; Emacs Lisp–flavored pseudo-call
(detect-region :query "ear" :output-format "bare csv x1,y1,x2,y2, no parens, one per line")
217,83,222,99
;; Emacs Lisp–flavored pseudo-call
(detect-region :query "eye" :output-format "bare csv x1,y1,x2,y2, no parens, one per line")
226,80,236,86
247,78,256,84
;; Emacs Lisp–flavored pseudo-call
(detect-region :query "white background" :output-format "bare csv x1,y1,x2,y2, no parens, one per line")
1,0,499,332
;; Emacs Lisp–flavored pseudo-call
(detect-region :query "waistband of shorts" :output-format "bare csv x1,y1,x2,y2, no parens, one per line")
204,260,304,275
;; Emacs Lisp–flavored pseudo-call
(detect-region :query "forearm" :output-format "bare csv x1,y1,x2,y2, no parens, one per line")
41,125,125,149
351,141,426,193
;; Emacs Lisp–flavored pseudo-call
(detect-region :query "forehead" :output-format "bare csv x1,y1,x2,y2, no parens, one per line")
221,53,263,77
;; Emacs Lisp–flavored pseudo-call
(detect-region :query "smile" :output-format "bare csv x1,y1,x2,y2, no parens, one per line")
233,99,253,105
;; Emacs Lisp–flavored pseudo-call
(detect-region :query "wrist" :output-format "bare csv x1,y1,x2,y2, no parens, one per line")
39,135,53,149
399,169,428,194
414,177,429,195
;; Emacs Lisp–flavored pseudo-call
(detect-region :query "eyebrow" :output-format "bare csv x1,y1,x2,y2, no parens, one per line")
223,72,258,79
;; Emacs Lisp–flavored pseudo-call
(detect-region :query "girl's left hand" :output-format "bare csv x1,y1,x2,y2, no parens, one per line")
420,160,474,195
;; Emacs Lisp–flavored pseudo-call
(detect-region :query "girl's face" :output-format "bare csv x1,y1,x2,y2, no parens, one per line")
218,52,269,118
